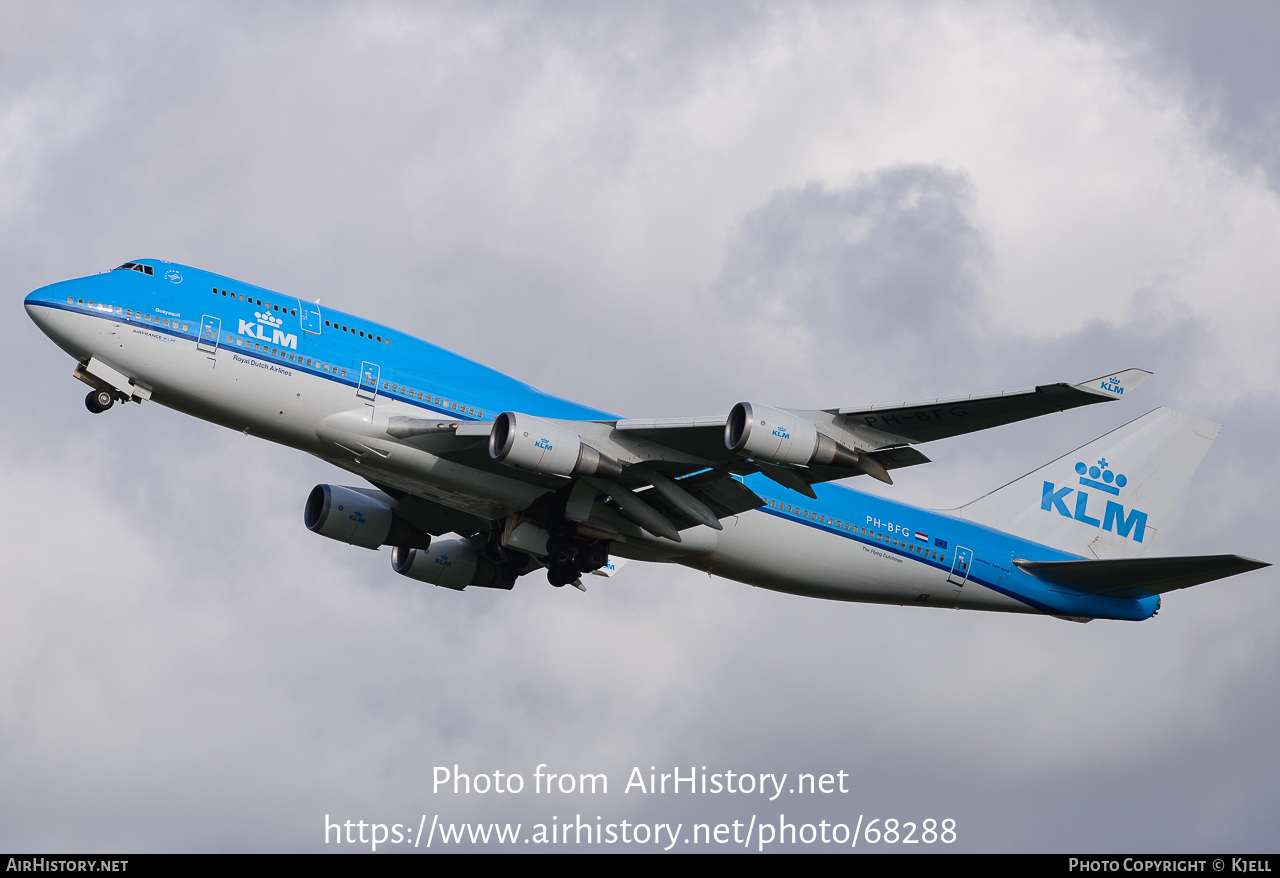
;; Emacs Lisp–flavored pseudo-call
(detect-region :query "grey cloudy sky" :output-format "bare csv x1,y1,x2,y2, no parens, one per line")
2,1,1278,853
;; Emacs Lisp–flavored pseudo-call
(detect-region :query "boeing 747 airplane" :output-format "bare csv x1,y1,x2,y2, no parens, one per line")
23,260,1268,621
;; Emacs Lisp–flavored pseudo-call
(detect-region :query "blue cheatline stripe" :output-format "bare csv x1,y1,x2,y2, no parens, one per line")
39,302,482,421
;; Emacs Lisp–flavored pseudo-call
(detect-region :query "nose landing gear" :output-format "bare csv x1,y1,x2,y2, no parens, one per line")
85,389,115,414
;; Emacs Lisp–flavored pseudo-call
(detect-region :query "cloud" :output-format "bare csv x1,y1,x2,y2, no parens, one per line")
3,0,1278,852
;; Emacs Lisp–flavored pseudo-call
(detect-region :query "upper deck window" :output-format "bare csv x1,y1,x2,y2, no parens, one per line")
113,262,154,276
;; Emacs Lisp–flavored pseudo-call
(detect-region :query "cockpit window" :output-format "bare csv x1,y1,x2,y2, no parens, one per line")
113,262,155,276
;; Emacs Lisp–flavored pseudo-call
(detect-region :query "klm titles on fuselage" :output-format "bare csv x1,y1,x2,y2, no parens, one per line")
238,311,297,350
1041,459,1147,542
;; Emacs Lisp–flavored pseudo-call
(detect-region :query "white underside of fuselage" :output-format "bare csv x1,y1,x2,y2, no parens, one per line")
692,511,1035,613
34,303,1039,616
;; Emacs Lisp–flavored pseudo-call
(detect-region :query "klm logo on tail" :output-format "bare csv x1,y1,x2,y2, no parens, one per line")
1041,459,1148,542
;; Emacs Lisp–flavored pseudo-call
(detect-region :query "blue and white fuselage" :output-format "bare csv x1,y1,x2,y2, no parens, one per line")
25,260,1261,622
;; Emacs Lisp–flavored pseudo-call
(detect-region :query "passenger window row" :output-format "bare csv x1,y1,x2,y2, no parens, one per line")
379,381,482,418
213,287,298,317
67,297,189,331
765,498,947,563
325,318,387,345
222,333,348,377
769,499,855,532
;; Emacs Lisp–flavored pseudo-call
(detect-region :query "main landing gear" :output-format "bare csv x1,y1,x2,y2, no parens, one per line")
544,516,611,588
85,389,115,414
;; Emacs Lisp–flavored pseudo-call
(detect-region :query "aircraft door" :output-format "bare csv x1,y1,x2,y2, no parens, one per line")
299,301,322,334
947,546,973,587
197,315,221,353
358,361,380,400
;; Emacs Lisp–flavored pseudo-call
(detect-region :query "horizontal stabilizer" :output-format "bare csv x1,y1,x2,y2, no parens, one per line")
1015,555,1269,599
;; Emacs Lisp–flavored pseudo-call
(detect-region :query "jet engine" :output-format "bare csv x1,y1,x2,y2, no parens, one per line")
725,402,864,469
304,484,432,550
489,412,622,479
391,541,514,590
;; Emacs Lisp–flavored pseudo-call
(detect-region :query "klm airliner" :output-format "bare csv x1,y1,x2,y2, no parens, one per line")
23,260,1268,621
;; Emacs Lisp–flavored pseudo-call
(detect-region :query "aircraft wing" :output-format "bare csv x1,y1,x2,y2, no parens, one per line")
819,368,1153,444
613,368,1150,463
341,368,1151,539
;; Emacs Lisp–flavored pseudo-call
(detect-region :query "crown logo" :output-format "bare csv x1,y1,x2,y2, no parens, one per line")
255,311,283,327
1075,458,1127,495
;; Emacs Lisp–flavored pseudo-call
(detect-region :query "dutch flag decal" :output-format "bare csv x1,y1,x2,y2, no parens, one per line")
914,531,928,542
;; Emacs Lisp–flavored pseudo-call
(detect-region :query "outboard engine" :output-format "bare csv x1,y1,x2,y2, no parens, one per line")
725,402,867,471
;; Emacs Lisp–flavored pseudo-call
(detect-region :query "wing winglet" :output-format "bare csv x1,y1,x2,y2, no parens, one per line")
1072,368,1153,400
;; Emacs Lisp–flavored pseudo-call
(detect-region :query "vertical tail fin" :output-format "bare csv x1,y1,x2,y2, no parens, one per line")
957,408,1221,559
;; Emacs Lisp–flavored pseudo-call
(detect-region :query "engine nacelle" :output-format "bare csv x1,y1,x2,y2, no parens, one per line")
725,403,863,469
304,484,395,549
391,541,512,590
725,402,820,465
489,412,622,479
304,485,433,550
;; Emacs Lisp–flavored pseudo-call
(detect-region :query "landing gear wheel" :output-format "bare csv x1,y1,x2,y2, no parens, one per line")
85,389,115,414
576,542,608,573
547,563,579,587
546,517,572,540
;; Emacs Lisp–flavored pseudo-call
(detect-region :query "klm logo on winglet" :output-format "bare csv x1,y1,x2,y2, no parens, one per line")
238,310,297,349
1100,375,1125,395
1041,459,1148,542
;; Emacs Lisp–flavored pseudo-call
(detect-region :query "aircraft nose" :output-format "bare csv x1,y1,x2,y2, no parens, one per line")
24,292,51,327
25,280,77,334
